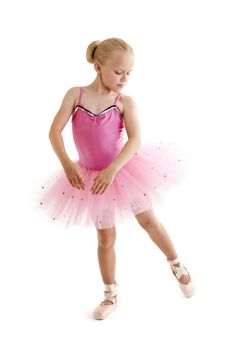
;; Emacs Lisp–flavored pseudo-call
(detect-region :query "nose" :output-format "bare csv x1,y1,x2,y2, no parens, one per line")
120,74,127,82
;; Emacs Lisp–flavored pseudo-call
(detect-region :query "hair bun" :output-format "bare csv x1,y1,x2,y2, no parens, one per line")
86,40,101,63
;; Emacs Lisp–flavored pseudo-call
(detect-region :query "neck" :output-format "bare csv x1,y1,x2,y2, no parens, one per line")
87,76,114,96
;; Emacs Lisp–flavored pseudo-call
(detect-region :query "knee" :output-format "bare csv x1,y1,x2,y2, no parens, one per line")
136,211,160,231
140,218,157,231
97,230,116,249
98,236,116,249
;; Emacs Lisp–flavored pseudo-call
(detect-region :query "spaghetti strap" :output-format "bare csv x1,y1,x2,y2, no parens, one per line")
114,93,121,105
74,87,83,108
77,87,83,105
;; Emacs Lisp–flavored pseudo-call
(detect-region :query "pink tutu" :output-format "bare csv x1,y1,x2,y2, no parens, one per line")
37,141,187,229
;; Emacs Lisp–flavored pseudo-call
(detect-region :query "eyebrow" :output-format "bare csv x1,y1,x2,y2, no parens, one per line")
115,68,133,71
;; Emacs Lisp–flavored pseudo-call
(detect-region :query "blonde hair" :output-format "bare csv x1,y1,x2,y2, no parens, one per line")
86,37,134,64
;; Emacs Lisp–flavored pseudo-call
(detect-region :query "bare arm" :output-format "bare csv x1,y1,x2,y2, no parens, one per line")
48,87,78,167
48,87,85,189
108,95,141,172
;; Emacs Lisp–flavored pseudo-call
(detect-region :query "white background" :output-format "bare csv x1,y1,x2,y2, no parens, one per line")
1,0,233,349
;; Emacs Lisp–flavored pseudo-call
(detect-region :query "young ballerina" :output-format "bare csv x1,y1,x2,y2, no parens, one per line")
39,37,195,320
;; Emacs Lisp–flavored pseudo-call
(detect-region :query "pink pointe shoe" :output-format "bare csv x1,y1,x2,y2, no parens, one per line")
167,257,195,298
93,282,118,320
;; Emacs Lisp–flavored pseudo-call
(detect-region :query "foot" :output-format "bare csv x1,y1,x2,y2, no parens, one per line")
168,257,195,297
93,283,118,320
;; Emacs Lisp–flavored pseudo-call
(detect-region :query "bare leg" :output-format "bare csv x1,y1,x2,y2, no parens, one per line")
135,209,190,284
96,227,117,305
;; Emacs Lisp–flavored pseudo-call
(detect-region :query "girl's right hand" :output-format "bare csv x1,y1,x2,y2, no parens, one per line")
63,160,85,190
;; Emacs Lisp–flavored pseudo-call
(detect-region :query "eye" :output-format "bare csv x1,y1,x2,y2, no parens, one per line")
114,71,122,75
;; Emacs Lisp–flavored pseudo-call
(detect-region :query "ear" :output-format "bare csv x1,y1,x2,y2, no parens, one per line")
94,62,102,74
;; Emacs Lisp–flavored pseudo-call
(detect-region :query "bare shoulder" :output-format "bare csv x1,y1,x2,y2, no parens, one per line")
60,86,81,111
118,94,141,142
65,86,80,102
120,94,136,105
119,94,138,119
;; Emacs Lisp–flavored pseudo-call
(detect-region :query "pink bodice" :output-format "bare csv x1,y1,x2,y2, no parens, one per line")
71,88,125,170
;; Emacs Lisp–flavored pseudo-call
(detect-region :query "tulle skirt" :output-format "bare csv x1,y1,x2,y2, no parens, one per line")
37,142,188,229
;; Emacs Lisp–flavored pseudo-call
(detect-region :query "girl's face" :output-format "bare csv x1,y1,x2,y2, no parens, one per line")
96,51,134,92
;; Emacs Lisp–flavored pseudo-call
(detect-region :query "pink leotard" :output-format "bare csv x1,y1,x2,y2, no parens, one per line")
71,87,125,170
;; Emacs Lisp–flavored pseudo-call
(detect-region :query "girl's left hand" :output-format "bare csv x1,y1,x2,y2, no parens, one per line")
91,167,117,195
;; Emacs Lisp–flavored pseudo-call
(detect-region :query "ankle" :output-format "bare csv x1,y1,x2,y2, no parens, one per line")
167,256,179,264
104,281,117,291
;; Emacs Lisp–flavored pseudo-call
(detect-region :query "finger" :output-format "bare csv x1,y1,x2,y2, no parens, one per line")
78,180,85,189
71,177,83,189
91,180,97,190
74,181,81,189
91,181,100,193
99,184,108,194
69,178,76,188
77,176,85,189
96,183,106,194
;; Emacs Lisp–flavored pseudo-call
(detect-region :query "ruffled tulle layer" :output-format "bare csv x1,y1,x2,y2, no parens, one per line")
37,142,187,229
